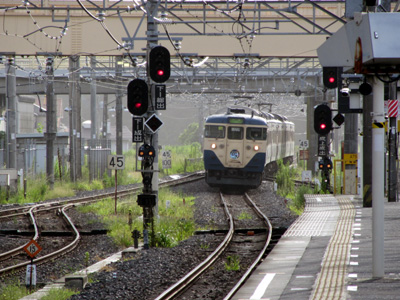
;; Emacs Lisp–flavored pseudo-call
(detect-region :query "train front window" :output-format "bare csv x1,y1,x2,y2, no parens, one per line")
246,127,267,140
204,125,225,138
228,127,243,140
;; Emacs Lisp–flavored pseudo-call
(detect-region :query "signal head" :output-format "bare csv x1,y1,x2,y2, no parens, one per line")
127,79,148,116
323,67,341,89
149,46,170,83
314,104,332,135
138,144,156,158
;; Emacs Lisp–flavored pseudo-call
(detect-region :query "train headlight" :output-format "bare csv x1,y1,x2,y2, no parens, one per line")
211,143,217,149
254,145,260,151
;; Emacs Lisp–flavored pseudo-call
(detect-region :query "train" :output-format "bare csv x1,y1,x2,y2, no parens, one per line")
203,106,295,189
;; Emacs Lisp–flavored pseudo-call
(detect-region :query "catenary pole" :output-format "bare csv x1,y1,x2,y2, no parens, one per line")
372,76,385,278
90,56,97,181
5,57,17,170
45,57,55,189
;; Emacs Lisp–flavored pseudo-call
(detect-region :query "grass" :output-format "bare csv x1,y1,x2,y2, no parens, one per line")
0,280,30,300
274,159,331,216
76,187,196,248
238,211,252,220
40,287,78,300
225,255,241,271
0,144,203,206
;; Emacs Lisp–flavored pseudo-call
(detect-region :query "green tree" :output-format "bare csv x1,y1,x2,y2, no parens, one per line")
178,122,200,145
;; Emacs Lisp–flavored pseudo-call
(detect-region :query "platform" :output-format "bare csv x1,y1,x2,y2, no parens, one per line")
233,194,400,300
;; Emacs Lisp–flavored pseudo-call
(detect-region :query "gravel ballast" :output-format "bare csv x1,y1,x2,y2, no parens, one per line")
0,178,297,299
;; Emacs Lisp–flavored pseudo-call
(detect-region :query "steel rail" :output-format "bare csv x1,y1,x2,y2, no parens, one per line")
0,172,204,271
223,192,273,300
0,172,205,221
154,191,235,300
0,204,80,275
0,204,40,262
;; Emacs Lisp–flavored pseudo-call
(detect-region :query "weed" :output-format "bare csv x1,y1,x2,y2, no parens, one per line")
200,243,210,250
0,279,29,300
84,252,90,271
225,255,241,271
238,211,252,220
275,160,298,197
40,287,78,300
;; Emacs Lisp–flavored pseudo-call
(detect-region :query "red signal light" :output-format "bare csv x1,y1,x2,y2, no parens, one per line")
320,123,326,130
329,77,335,84
127,79,148,116
157,69,164,76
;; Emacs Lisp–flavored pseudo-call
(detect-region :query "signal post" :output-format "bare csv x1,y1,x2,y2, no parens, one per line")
314,103,333,190
127,0,170,248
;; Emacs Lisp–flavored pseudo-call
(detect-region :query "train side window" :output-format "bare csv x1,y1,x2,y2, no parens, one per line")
204,125,225,138
228,127,243,140
246,127,266,141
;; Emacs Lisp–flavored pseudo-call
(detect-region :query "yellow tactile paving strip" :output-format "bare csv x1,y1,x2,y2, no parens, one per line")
309,195,355,300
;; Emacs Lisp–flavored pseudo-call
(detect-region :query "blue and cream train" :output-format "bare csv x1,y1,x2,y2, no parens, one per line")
203,107,295,189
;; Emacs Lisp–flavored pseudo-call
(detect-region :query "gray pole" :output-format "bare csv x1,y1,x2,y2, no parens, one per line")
363,77,373,207
90,56,97,181
75,58,82,180
371,76,385,278
148,0,160,217
69,56,81,182
115,56,123,155
5,57,17,169
388,81,397,202
102,94,108,149
45,57,55,189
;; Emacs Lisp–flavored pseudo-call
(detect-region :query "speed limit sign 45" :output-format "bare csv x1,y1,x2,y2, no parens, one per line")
107,155,125,170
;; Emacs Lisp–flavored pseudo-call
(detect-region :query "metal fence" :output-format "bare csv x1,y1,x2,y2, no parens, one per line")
1,138,112,182
87,139,112,180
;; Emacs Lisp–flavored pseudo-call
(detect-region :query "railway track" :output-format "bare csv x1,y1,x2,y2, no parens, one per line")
0,172,205,277
154,192,273,300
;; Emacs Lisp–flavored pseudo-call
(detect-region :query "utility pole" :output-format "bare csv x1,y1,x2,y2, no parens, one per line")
75,57,82,180
5,57,17,170
115,56,123,155
102,94,108,149
69,56,81,182
90,56,97,181
45,56,56,189
371,77,385,278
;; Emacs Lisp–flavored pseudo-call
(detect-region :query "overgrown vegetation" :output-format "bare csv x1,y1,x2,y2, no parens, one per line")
275,159,321,215
0,144,203,206
225,255,241,272
0,280,30,300
40,287,78,300
275,160,298,198
77,187,196,248
178,122,201,145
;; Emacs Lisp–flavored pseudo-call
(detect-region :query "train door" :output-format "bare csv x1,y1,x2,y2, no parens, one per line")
225,126,244,167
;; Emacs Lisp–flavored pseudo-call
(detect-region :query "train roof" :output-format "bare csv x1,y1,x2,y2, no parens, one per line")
205,113,268,126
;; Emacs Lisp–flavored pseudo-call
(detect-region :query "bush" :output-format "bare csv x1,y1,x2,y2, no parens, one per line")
288,185,313,215
275,160,297,197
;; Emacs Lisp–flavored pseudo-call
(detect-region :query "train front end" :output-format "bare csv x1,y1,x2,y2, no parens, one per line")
203,114,267,189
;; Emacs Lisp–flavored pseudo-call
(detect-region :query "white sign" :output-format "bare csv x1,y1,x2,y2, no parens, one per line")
162,150,172,169
26,265,37,286
107,155,125,170
302,170,312,182
299,140,309,149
